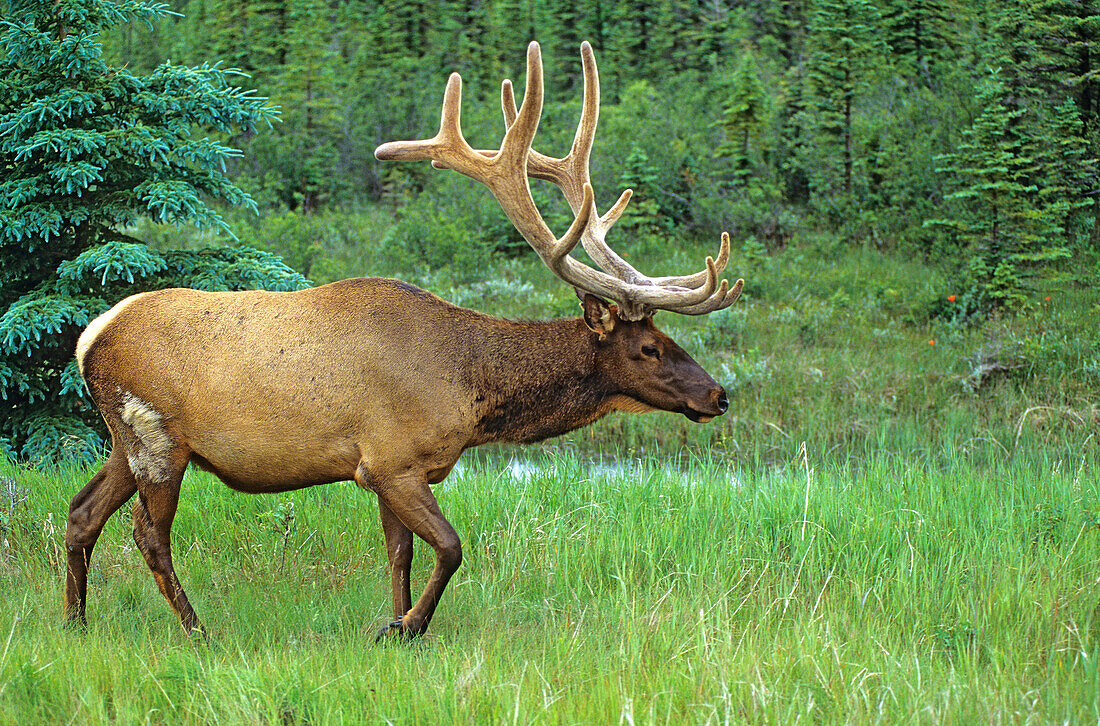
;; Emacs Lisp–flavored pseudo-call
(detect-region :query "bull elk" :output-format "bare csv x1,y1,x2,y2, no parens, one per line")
64,41,743,639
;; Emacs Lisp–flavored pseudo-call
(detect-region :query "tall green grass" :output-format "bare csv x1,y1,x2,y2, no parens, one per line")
5,232,1096,721
2,447,1097,724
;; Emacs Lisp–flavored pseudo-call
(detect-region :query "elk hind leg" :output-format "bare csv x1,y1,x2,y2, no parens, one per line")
64,448,137,624
130,453,204,633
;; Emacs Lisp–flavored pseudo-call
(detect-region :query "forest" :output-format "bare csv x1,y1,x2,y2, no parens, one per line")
2,0,1098,460
97,0,1099,257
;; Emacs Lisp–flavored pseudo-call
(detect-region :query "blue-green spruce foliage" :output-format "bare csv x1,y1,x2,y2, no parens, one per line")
0,0,308,463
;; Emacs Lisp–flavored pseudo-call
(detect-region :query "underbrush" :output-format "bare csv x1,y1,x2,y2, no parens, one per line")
554,241,1100,466
149,208,1100,463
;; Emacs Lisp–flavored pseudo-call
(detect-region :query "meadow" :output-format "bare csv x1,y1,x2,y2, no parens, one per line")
1,448,1098,724
2,241,1099,724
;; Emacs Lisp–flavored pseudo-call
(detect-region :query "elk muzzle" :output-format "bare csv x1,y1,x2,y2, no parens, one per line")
682,384,728,423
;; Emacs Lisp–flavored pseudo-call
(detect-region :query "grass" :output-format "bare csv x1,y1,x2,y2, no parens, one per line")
1,446,1098,724
5,229,1099,722
485,240,1100,463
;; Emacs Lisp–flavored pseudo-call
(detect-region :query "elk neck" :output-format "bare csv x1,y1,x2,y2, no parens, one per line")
464,315,616,445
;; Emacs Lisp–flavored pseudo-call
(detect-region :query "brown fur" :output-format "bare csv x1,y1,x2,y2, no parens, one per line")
64,277,727,638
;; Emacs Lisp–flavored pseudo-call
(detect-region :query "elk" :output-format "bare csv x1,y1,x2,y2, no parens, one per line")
64,41,743,640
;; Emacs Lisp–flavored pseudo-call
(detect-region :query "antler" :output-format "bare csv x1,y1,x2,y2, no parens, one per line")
375,41,743,320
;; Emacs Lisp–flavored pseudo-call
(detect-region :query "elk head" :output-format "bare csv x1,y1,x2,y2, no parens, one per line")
376,41,743,423
579,295,730,423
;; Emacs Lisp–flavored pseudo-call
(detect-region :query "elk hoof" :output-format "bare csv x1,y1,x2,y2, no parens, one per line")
375,618,422,643
61,614,88,633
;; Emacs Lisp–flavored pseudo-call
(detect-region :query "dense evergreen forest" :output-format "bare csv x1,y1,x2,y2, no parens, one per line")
102,0,1100,293
1,0,1098,461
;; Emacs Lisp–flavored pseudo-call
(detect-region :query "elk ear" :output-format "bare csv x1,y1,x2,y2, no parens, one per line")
581,294,617,340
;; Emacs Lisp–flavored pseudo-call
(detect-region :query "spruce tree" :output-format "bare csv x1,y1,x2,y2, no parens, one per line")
799,0,887,218
253,0,342,211
716,47,768,185
1033,99,1096,250
541,0,585,94
608,0,675,82
616,145,663,233
667,0,735,73
0,0,308,463
755,0,810,65
997,0,1100,247
778,61,811,205
880,0,953,82
926,73,1070,311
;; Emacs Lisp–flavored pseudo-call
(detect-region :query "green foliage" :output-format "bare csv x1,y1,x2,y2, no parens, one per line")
378,174,516,280
701,179,796,251
248,0,344,212
1034,99,1096,257
596,77,717,230
741,235,770,267
926,72,1083,312
880,0,954,80
795,0,889,220
0,0,306,464
860,81,961,251
715,46,768,183
702,301,750,348
977,0,1100,254
615,145,664,233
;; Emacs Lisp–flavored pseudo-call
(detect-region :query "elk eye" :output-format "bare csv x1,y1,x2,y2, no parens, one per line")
641,344,661,359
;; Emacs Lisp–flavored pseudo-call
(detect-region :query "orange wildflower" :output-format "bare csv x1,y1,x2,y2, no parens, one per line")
947,295,956,302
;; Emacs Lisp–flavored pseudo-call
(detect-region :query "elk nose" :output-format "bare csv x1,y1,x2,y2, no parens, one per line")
716,391,729,414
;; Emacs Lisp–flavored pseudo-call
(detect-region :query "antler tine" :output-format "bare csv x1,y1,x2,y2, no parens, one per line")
545,183,595,268
632,255,720,310
570,41,600,180
497,42,543,171
511,41,599,201
501,79,517,128
500,79,567,188
652,232,731,288
671,277,745,315
498,49,732,301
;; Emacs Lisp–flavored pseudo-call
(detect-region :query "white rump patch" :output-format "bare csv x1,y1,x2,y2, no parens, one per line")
76,293,150,376
119,392,173,483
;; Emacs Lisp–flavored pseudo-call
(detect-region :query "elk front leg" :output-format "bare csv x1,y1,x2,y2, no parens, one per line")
361,468,462,640
378,499,413,620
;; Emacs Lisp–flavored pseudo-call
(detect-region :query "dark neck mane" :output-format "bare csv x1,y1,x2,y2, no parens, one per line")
467,317,618,444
